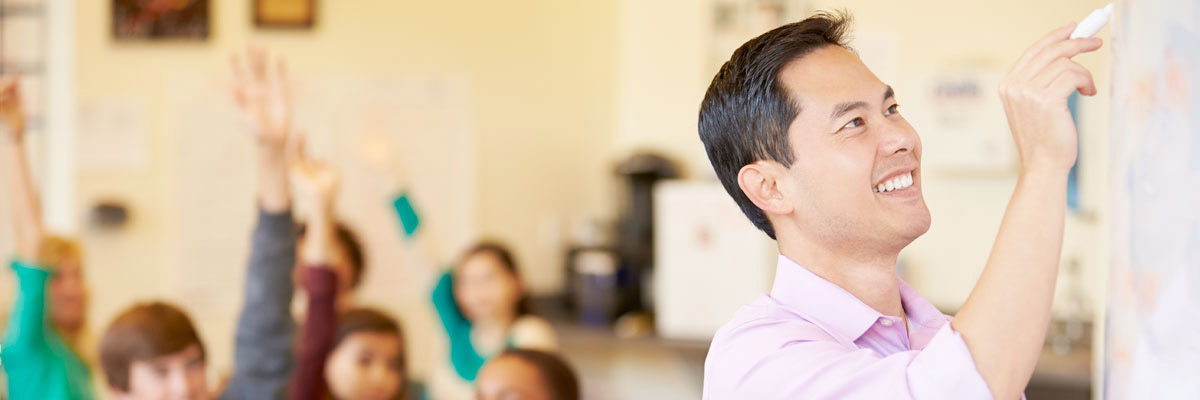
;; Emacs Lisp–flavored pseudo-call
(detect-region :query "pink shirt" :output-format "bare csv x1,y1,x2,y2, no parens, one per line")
703,255,1002,399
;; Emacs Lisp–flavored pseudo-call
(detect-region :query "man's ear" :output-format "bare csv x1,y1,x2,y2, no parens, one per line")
737,161,794,217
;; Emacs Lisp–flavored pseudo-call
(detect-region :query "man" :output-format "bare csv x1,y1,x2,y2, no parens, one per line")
699,11,1100,399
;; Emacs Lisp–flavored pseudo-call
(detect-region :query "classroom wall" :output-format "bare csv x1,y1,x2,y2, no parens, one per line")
68,0,619,383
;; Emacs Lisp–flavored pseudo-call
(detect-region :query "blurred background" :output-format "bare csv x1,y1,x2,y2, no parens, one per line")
0,0,1114,399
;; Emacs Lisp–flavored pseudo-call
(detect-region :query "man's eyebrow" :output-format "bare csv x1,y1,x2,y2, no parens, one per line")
829,85,896,120
829,101,866,120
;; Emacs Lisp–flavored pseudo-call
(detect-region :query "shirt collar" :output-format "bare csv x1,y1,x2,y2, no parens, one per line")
769,254,946,344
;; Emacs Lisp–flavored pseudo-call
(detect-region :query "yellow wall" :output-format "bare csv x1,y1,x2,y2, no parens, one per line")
73,0,618,384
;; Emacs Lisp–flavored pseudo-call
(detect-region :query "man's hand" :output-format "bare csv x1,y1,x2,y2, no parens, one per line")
999,23,1102,175
955,23,1103,400
0,77,26,142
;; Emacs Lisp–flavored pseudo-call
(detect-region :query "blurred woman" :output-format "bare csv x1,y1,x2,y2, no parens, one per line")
0,77,95,399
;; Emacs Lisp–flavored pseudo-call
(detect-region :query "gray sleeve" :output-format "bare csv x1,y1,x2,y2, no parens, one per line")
221,209,297,400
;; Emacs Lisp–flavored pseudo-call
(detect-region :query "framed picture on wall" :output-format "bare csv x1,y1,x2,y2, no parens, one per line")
255,0,315,28
112,0,210,40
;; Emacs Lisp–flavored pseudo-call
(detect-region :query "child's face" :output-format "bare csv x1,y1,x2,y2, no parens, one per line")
115,344,208,400
47,257,88,331
325,331,404,400
454,252,522,325
476,356,552,400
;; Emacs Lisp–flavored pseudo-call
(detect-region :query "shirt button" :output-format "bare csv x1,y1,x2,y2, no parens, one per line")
880,319,895,327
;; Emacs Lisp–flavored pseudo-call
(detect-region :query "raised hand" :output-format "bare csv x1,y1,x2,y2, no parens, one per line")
289,136,339,212
232,46,295,212
998,23,1102,175
230,46,292,148
0,77,26,141
289,136,340,266
1,76,42,260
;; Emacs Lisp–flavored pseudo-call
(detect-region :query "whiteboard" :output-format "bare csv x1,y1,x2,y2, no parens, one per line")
1106,1,1200,398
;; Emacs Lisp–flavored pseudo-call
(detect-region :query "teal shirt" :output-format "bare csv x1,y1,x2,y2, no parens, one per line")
393,192,510,381
1,259,94,400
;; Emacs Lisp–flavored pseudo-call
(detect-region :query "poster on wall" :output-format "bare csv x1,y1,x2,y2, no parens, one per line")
255,0,316,28
112,0,210,40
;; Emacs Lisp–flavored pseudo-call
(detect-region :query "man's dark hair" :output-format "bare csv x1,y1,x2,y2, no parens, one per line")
99,301,206,391
497,349,580,400
298,221,366,288
698,11,853,239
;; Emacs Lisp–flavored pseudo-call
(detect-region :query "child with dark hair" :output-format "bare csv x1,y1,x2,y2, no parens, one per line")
99,302,208,399
476,349,580,400
372,148,557,399
285,149,410,400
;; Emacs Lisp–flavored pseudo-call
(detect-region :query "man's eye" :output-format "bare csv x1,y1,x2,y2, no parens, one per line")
886,104,900,115
841,118,864,130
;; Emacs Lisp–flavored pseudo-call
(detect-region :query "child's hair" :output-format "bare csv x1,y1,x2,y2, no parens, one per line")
334,307,406,369
457,240,532,315
497,349,580,400
38,235,82,269
297,221,366,288
99,301,206,391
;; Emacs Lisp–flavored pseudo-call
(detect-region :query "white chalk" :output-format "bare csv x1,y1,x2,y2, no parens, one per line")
1070,3,1114,39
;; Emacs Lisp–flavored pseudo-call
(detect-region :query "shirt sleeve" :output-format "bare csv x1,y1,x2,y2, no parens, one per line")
2,259,52,356
430,270,489,381
223,209,297,400
707,323,996,400
287,266,338,400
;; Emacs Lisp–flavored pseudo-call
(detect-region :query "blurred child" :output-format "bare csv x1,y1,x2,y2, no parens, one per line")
376,150,557,399
221,46,367,399
475,349,580,400
0,76,95,400
285,139,409,400
320,308,407,400
99,302,209,400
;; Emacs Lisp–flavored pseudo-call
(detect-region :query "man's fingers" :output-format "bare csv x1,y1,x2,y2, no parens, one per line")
1030,58,1082,89
1011,22,1077,74
1047,67,1097,98
1024,38,1103,80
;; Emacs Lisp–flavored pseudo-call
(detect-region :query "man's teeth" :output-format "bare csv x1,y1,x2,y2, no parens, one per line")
874,172,913,193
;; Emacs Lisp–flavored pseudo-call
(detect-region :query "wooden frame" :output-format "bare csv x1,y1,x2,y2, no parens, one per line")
254,0,316,29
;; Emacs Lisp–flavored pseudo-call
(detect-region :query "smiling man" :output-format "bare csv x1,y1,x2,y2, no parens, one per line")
699,11,1101,400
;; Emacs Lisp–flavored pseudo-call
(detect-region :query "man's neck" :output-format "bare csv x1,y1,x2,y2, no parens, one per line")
778,235,905,318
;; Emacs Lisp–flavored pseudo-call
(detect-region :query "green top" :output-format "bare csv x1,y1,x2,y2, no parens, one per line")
430,271,516,382
1,259,94,400
393,192,512,381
